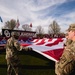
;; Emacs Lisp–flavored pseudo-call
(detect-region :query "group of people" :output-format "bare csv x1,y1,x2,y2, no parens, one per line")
5,23,75,75
55,23,75,75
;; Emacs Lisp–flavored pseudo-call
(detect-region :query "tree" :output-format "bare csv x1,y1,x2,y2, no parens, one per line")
48,20,61,35
35,25,44,38
22,24,32,31
4,19,16,30
36,25,44,34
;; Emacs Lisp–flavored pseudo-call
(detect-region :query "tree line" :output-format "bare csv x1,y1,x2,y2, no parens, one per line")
1,19,65,38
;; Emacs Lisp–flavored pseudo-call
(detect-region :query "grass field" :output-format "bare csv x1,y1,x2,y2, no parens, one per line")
0,50,56,75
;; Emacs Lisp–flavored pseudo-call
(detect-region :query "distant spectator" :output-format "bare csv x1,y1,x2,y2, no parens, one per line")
19,39,25,44
0,37,6,44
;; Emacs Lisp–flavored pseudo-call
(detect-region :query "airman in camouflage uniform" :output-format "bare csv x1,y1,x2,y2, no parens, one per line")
5,32,32,75
55,24,75,75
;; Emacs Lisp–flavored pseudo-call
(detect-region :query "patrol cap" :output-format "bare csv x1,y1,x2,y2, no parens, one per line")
11,32,20,37
67,23,75,31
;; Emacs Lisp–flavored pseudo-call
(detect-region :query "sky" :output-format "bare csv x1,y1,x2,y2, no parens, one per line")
0,0,75,33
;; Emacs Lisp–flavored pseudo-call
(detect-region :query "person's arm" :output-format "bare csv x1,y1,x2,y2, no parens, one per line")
14,40,23,51
14,40,32,51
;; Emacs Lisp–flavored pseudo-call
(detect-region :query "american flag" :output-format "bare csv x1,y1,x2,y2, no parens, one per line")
21,38,66,62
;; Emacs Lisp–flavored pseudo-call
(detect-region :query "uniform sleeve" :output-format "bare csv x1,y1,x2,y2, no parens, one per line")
14,40,32,51
70,42,75,52
14,40,23,51
6,39,11,48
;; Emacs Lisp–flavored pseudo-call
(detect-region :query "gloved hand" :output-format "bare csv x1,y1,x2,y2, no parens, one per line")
23,47,33,51
28,47,33,51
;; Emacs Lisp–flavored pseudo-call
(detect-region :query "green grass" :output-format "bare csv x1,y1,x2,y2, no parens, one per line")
22,69,55,75
0,51,56,75
0,68,7,75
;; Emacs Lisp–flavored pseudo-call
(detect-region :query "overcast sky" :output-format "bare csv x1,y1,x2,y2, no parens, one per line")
0,0,75,33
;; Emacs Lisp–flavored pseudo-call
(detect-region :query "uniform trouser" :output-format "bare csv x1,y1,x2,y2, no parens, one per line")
6,58,21,75
7,64,19,75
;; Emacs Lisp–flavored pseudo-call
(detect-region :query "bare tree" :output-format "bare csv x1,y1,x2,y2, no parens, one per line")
48,20,61,35
35,25,44,34
35,25,44,38
22,24,32,31
4,19,16,30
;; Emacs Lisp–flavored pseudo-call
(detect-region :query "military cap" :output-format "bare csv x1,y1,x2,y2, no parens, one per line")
67,23,75,31
11,32,20,37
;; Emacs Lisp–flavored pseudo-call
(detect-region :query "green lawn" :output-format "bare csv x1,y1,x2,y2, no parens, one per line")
0,51,56,75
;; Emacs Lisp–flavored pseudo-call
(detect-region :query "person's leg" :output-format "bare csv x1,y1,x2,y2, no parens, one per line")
7,59,12,75
13,65,22,75
12,60,21,75
7,65,12,75
13,66,19,75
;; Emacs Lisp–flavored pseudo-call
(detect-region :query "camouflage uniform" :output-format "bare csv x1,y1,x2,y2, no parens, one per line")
5,32,32,75
55,24,75,75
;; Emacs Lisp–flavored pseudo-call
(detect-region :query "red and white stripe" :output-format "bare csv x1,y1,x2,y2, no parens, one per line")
21,38,66,62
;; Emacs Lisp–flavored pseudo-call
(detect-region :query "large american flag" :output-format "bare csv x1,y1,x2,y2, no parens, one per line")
21,38,66,62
